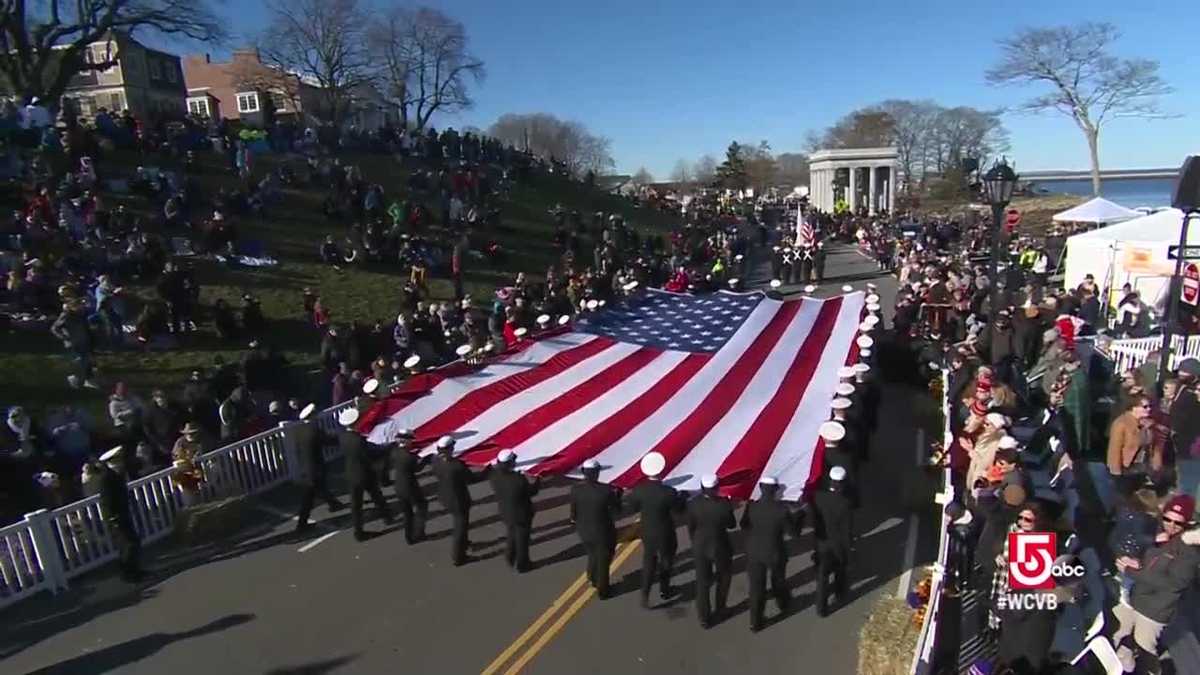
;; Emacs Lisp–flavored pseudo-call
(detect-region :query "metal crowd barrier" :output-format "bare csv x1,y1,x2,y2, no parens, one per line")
1104,334,1200,373
0,393,364,611
910,370,955,675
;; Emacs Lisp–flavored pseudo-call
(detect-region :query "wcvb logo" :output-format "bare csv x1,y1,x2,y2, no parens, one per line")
1008,532,1058,589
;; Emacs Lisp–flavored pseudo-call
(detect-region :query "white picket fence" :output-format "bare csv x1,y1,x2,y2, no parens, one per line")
1104,334,1200,373
0,394,363,611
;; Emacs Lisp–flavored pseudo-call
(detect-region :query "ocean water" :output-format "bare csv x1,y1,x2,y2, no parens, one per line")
1029,177,1175,208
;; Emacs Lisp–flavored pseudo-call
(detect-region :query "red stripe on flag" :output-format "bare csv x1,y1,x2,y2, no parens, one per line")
609,299,804,489
356,329,572,434
457,347,663,466
412,337,616,445
714,297,845,500
529,352,711,476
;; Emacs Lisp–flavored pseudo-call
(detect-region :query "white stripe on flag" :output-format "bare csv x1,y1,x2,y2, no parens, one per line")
588,299,783,484
507,350,692,468
366,332,598,444
418,341,645,456
760,293,866,500
662,298,823,491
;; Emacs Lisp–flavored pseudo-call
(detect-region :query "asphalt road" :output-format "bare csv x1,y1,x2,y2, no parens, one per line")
2,244,937,675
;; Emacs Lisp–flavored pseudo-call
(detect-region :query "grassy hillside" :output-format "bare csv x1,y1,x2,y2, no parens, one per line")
1,148,676,418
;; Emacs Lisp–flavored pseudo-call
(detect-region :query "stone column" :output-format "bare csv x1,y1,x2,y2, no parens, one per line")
847,166,857,213
868,167,878,215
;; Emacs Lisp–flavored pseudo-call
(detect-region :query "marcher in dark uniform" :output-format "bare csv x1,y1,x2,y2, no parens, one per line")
686,474,736,628
812,465,855,617
813,241,827,283
91,447,145,582
432,435,489,566
390,427,429,544
627,451,683,607
293,403,345,531
740,475,803,631
489,450,541,572
570,458,622,597
361,379,393,487
337,408,392,541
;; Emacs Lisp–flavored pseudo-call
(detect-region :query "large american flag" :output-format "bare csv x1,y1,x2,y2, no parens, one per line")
359,289,865,501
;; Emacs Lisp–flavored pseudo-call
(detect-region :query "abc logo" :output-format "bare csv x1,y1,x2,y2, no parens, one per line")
1008,532,1085,589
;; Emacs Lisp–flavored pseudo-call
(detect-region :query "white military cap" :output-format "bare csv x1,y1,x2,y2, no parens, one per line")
864,315,880,327
99,446,123,462
728,278,740,287
838,366,856,380
514,327,528,338
866,302,882,312
759,475,778,486
836,383,856,396
700,474,719,489
437,435,455,449
338,408,360,426
582,459,600,470
819,421,846,442
841,284,854,293
853,363,871,374
623,281,639,292
456,344,472,356
859,321,874,332
586,299,599,310
866,282,877,291
829,466,847,482
298,403,316,420
831,397,853,410
35,471,57,487
396,428,415,438
998,436,1019,450
770,279,782,289
640,451,666,477
804,284,817,293
497,449,517,463
866,294,880,304
856,335,874,349
860,349,873,358
404,355,421,369
558,315,572,325
362,378,380,394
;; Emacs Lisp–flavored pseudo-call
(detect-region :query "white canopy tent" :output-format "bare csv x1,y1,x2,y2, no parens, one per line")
1052,197,1141,225
1063,209,1197,309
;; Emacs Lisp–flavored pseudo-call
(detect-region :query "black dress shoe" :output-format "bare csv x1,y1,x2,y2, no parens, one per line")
354,531,376,542
700,619,712,630
750,621,763,633
659,585,675,600
327,501,346,512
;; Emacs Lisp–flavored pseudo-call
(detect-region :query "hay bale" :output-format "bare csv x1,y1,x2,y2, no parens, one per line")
172,496,252,547
858,593,921,675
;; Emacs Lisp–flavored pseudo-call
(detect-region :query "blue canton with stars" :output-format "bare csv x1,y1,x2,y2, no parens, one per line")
574,291,763,353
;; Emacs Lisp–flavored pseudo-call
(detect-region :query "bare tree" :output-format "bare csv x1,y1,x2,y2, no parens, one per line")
775,152,810,188
370,7,484,132
488,112,613,177
742,140,778,193
986,22,1172,196
258,0,373,127
631,167,654,186
0,0,225,106
693,154,718,186
876,99,938,192
670,159,693,187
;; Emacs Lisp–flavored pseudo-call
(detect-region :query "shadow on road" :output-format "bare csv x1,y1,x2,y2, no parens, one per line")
24,613,254,674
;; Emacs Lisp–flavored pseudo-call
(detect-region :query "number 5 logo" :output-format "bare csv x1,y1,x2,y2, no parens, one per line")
1008,532,1056,590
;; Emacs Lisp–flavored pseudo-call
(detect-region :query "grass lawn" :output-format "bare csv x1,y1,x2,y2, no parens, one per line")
1,147,677,422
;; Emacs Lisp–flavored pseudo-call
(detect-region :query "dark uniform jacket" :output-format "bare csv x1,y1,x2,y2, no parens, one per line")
391,446,428,498
490,467,539,525
686,494,736,559
433,455,484,514
628,481,682,546
570,480,621,544
740,499,803,563
98,466,134,524
291,421,329,484
812,488,853,562
337,429,373,485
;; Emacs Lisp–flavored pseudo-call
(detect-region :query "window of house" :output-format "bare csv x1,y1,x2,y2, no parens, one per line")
148,59,161,79
165,63,177,83
187,97,210,117
236,92,260,114
109,92,126,111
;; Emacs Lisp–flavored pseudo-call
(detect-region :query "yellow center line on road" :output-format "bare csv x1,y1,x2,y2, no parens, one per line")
499,540,642,675
480,523,643,675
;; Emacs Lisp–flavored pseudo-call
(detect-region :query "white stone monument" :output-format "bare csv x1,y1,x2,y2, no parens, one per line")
807,147,901,215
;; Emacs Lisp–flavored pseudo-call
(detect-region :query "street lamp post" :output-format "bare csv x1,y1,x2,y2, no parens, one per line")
982,159,1019,316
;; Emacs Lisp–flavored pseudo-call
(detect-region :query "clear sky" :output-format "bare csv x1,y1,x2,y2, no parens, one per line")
192,0,1197,179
